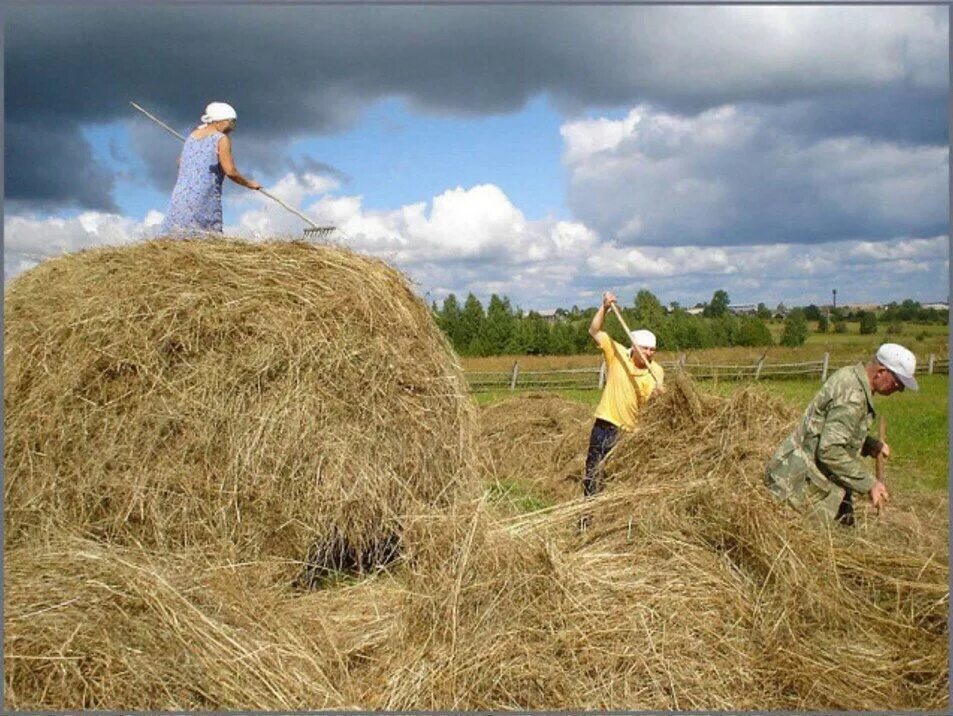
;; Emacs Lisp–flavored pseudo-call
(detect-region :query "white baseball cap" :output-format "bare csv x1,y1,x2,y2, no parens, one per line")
201,101,237,124
630,329,657,349
875,343,918,391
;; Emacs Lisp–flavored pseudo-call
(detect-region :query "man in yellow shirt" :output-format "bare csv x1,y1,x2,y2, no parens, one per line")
583,291,664,501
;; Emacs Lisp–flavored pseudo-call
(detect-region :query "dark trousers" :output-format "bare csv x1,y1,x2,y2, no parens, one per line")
584,418,621,498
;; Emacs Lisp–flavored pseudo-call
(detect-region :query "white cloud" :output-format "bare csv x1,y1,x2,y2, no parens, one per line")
5,181,947,310
563,103,947,247
4,212,156,280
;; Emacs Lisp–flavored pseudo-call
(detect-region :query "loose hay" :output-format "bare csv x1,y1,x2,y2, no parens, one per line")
477,392,592,503
4,536,399,710
5,258,947,711
4,238,478,569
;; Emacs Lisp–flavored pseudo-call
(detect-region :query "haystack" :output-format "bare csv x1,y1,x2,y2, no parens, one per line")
4,238,477,571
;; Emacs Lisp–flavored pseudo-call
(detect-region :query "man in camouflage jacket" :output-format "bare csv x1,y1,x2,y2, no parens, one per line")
764,343,918,525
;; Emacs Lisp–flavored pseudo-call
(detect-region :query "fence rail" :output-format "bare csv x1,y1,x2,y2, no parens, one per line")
465,353,948,392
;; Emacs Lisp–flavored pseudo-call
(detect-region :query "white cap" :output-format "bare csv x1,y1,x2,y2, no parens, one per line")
630,329,657,349
876,343,918,391
201,102,237,124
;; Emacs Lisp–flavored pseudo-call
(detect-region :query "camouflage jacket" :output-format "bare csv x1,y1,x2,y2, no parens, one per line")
765,363,882,516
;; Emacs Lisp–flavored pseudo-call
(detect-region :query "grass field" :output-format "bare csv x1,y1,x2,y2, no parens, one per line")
475,373,949,494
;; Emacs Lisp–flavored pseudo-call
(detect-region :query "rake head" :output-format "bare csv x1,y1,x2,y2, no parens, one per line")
304,226,336,239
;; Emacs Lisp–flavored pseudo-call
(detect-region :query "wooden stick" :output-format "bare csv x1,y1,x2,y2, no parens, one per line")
130,102,186,141
875,415,887,515
608,301,658,386
257,188,323,230
876,415,887,483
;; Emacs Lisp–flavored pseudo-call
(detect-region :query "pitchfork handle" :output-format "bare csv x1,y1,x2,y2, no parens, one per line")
876,416,886,483
608,301,658,387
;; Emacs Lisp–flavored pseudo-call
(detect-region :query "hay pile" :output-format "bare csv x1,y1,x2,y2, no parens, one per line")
4,238,477,570
478,392,592,503
5,257,948,712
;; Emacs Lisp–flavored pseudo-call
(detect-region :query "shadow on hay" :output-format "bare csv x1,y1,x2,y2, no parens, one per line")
292,531,403,590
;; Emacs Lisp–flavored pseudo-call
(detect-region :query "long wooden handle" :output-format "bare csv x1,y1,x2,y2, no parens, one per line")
876,415,886,482
608,301,658,386
130,101,186,141
257,188,322,230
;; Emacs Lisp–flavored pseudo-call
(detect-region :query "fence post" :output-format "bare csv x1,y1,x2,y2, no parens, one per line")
754,354,766,380
509,361,519,391
598,359,606,389
679,353,687,366
928,353,935,374
820,352,830,382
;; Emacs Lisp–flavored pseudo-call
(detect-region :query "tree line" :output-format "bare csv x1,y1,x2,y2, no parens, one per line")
431,290,947,358
432,289,775,357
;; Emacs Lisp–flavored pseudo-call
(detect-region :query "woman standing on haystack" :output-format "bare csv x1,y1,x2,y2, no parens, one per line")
159,101,261,235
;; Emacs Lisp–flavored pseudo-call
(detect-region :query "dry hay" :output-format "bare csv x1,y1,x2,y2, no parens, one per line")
4,535,400,710
5,324,948,710
477,391,592,503
368,373,947,710
4,238,477,571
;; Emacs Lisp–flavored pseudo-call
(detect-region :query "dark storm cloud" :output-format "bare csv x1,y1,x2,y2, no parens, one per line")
6,122,117,212
6,5,947,210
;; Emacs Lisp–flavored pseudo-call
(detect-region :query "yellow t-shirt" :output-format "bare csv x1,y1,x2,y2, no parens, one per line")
593,333,664,432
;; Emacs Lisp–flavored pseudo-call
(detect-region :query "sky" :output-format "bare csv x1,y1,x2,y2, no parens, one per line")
5,3,950,312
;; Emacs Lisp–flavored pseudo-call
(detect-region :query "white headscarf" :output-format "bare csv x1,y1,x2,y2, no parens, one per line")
201,102,237,125
630,329,657,349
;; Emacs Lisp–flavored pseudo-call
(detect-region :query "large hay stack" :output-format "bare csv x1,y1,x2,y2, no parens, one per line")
4,238,477,567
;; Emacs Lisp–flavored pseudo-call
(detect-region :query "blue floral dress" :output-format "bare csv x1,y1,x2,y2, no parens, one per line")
160,132,226,234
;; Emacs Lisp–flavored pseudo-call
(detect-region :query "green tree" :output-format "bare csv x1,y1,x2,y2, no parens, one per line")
633,289,666,326
756,302,772,320
703,289,731,318
737,316,773,347
802,304,821,321
549,321,577,354
481,294,517,353
816,314,829,333
459,294,486,355
438,294,464,350
521,312,551,354
780,309,809,347
858,311,878,335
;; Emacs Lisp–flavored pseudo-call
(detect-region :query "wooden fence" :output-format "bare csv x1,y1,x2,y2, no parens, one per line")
465,353,949,393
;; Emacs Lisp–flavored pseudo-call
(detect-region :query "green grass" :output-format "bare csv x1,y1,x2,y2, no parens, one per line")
472,388,601,407
475,376,949,493
485,478,554,514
